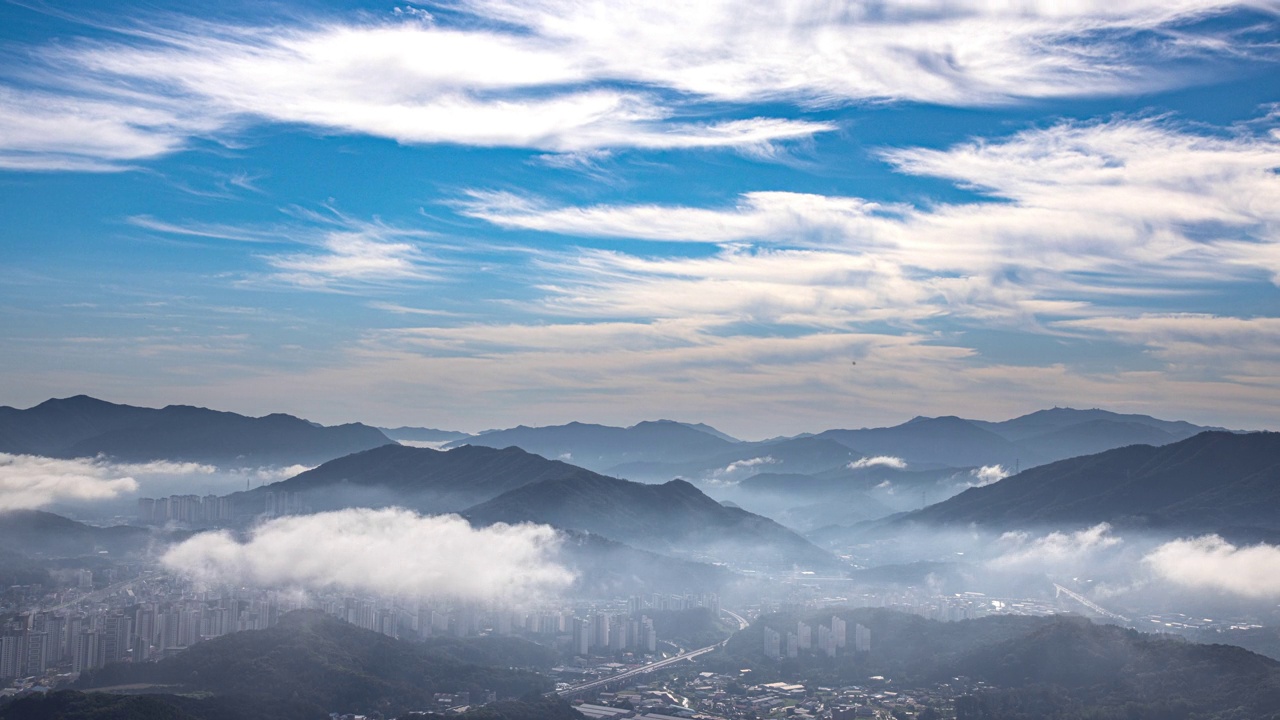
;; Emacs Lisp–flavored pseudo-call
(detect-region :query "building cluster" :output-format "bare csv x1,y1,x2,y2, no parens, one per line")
263,490,306,517
575,669,964,720
571,613,658,656
764,617,868,660
137,494,232,525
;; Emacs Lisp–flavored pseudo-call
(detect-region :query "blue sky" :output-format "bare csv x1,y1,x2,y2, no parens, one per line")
1,0,1278,437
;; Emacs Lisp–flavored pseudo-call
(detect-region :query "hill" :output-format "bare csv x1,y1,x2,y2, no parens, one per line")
234,443,612,516
559,531,735,596
444,419,735,473
70,609,553,720
0,510,155,557
0,396,393,466
464,474,836,569
901,431,1280,535
380,425,472,445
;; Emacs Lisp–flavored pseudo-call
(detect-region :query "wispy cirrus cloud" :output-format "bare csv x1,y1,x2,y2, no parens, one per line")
467,117,1280,326
1,1,1273,170
130,211,443,290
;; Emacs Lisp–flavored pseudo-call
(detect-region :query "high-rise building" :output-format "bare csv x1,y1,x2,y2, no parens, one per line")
23,632,49,676
854,623,871,653
72,630,102,674
831,615,847,649
0,634,20,679
763,627,781,659
797,621,812,650
592,613,610,650
102,614,132,664
572,618,590,656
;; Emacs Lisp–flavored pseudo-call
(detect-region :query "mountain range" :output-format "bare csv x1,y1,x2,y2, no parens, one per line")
234,442,833,569
444,419,737,471
899,430,1280,537
442,407,1222,488
0,395,393,466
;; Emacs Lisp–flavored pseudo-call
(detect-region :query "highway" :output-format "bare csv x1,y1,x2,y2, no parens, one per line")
43,571,162,613
554,608,749,698
1054,583,1130,623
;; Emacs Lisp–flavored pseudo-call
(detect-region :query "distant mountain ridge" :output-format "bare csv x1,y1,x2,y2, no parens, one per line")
0,395,393,466
439,407,1222,483
445,419,737,472
899,431,1280,536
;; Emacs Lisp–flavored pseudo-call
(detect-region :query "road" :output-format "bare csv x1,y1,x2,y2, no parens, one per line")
554,608,749,698
555,641,725,697
42,571,162,613
1054,583,1130,623
722,608,749,631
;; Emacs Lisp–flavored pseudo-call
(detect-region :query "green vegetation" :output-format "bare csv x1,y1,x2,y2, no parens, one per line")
644,607,733,648
66,610,552,720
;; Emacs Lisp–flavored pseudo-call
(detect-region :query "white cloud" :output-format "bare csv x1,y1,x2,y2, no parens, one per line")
708,455,778,482
0,453,146,510
850,455,907,469
0,454,315,511
2,2,1269,168
1144,535,1280,598
456,117,1280,384
132,212,443,289
989,523,1123,572
263,229,434,288
969,465,1012,486
160,508,574,604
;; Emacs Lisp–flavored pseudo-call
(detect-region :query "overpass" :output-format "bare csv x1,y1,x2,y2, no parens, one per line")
553,609,748,699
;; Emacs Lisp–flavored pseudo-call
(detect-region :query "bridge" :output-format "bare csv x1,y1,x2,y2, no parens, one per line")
1054,583,1130,623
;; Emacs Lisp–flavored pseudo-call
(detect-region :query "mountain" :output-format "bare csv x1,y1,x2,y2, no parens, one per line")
611,435,859,483
444,419,736,473
974,406,1221,442
0,510,155,557
66,609,556,720
900,431,1280,535
812,409,1224,470
814,415,1021,468
234,443,606,515
0,395,393,466
559,531,734,596
379,425,472,445
464,473,836,569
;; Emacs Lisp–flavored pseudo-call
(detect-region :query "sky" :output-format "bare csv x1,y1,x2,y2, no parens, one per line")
1,0,1278,438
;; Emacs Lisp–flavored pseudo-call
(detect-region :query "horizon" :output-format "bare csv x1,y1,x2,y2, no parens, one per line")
0,393,1259,441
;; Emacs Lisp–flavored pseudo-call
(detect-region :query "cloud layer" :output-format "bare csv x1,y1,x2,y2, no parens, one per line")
1145,535,1280,598
0,453,143,510
160,508,574,604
